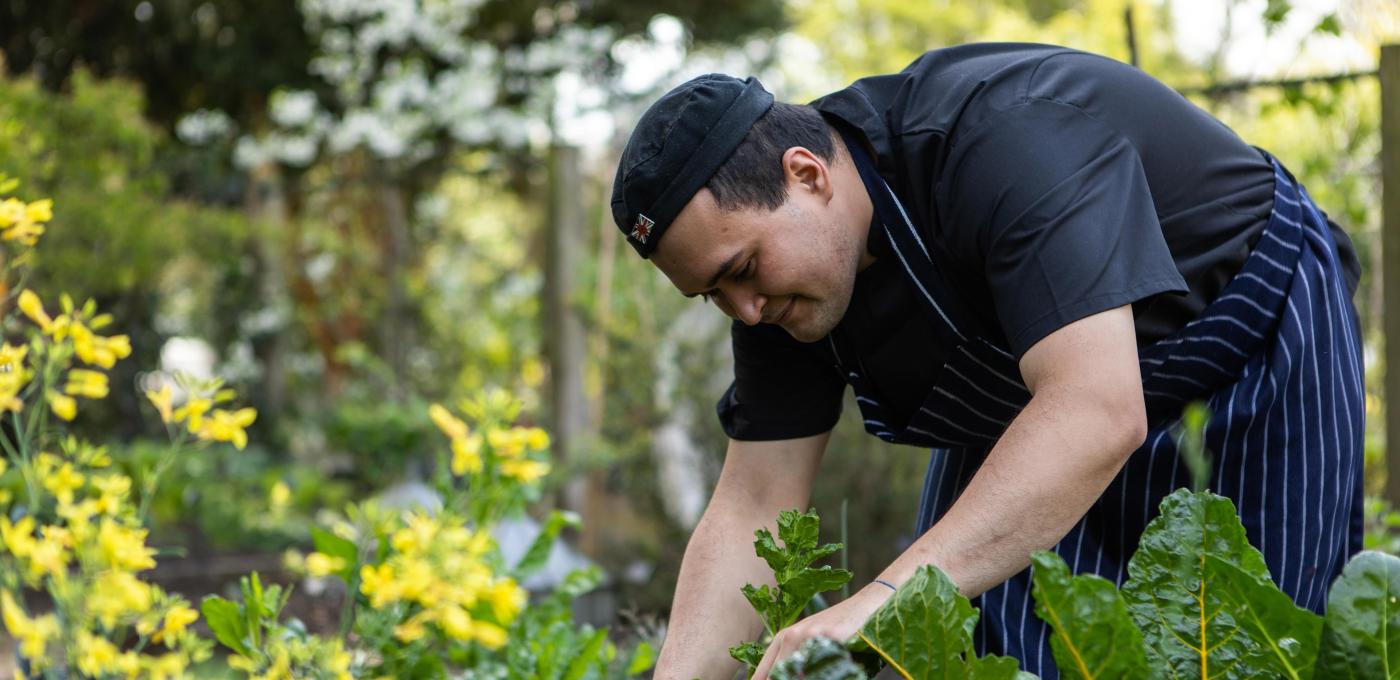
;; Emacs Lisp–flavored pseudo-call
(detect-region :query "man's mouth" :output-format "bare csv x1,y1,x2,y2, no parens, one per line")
773,298,795,325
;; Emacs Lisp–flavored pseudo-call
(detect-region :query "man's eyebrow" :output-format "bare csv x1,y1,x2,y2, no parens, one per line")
684,251,743,298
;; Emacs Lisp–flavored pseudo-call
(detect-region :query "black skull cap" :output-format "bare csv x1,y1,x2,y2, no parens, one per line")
611,74,774,258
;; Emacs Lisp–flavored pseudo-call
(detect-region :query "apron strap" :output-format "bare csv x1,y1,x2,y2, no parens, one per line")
837,128,981,350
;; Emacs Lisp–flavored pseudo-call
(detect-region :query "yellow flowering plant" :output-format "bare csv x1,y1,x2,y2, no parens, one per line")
0,181,654,677
0,181,223,677
217,391,653,678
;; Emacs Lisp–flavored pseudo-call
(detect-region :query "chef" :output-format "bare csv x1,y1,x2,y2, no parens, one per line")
610,43,1364,679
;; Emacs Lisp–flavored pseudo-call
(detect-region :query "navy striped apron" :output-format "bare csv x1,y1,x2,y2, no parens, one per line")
835,131,1365,679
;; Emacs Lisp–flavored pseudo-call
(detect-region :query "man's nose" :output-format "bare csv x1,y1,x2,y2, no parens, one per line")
729,285,766,326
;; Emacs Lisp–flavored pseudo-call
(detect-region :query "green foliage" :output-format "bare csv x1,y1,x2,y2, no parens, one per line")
1029,552,1148,679
1170,402,1214,492
1315,551,1400,678
201,572,353,678
763,494,1400,679
730,508,853,676
748,509,855,633
854,565,1031,679
513,509,582,579
496,566,656,679
0,69,247,302
1122,489,1322,679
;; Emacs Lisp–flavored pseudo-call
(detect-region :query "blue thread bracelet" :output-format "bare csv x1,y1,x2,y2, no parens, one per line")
874,579,898,592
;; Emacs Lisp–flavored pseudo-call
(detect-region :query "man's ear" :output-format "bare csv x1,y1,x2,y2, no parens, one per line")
782,146,833,201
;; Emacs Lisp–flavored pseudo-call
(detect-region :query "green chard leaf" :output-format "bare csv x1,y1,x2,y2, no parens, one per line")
731,509,854,677
1122,488,1321,680
1315,551,1400,679
1207,555,1322,679
730,640,768,674
1030,551,1149,679
770,637,869,680
857,564,1025,679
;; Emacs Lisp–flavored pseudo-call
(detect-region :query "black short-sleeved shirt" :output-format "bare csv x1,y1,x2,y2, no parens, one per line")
717,43,1361,441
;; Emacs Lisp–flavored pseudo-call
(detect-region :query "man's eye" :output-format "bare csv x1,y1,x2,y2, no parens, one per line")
736,259,754,281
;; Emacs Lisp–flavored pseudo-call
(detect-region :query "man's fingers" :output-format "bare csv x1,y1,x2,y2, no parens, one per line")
752,630,789,680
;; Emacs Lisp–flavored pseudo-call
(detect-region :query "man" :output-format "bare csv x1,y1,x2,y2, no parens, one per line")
610,43,1364,679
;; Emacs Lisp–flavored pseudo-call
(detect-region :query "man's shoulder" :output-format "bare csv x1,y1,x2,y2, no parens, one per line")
812,43,1089,151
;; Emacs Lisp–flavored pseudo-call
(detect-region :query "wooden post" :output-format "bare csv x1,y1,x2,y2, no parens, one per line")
1381,44,1400,504
544,144,592,507
1124,5,1139,68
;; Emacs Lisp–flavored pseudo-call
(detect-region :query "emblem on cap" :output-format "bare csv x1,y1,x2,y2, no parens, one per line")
631,214,655,243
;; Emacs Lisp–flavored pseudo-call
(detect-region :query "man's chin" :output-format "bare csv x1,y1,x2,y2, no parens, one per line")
781,313,838,343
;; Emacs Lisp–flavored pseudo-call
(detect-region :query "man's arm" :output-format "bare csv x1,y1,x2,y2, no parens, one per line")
875,304,1147,596
750,304,1147,679
654,431,830,680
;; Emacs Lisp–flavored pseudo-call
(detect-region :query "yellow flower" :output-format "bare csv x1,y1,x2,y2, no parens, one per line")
0,456,6,475
472,620,509,649
305,552,347,577
438,604,474,641
173,396,211,430
42,461,84,505
88,571,154,628
75,632,122,676
0,342,31,413
151,605,199,644
16,289,51,331
24,198,51,223
270,480,291,512
72,323,131,369
145,652,187,680
64,368,109,399
359,563,402,608
0,200,46,245
0,342,28,370
500,458,550,484
524,427,550,451
97,518,156,571
92,474,131,515
487,578,527,621
26,530,69,579
393,612,430,643
429,403,469,440
47,390,77,421
58,499,100,540
487,428,526,458
145,384,174,424
0,198,24,226
194,407,257,449
1,590,58,661
1,515,37,558
451,433,483,476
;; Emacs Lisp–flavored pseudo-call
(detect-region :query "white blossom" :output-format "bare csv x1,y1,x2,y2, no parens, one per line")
175,109,234,145
270,90,320,127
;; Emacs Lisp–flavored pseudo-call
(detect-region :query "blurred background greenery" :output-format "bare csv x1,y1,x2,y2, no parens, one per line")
1,0,1396,660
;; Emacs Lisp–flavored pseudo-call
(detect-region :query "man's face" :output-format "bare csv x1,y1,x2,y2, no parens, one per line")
650,147,868,343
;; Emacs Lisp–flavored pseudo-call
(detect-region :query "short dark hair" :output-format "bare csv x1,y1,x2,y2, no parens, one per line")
704,102,837,212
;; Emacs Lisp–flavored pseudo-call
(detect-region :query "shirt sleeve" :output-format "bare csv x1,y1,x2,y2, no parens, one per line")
938,98,1188,358
716,320,845,441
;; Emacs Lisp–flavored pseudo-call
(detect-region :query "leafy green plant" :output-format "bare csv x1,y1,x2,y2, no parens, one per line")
851,565,1031,679
730,508,853,675
766,490,1400,679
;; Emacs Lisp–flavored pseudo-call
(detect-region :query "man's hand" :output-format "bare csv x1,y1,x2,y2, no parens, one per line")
653,433,830,680
750,583,893,680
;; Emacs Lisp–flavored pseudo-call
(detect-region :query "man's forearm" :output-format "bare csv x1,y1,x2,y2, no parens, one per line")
654,504,782,679
879,388,1146,598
